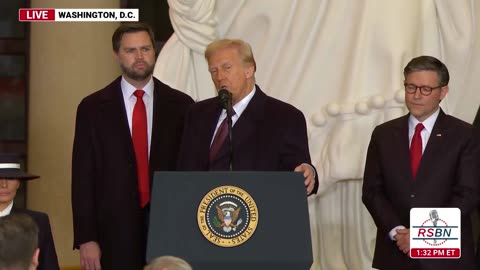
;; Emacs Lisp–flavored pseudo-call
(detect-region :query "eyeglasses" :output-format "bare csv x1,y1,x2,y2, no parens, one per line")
404,83,443,96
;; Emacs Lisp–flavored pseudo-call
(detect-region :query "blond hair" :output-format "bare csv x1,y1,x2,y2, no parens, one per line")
144,256,192,270
205,39,256,72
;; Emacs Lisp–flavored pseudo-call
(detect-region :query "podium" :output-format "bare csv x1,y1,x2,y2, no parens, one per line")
146,171,313,270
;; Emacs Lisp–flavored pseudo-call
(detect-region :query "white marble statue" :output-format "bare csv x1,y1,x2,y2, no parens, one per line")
154,0,480,269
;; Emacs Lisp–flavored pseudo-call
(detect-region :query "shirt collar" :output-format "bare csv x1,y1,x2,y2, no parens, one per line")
0,201,13,217
121,76,154,99
409,108,440,134
230,85,256,117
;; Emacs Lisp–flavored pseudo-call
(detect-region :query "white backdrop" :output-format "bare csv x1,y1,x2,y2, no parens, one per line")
154,1,480,269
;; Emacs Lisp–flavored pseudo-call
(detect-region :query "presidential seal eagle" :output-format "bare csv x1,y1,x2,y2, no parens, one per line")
216,205,242,232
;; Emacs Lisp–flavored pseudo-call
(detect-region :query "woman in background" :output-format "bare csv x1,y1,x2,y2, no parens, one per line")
0,153,59,270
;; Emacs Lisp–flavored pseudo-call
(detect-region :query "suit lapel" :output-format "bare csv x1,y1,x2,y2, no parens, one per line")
214,86,266,167
99,78,135,159
415,110,447,180
206,102,223,150
150,80,216,170
391,115,414,181
232,86,266,147
205,100,226,161
150,84,166,167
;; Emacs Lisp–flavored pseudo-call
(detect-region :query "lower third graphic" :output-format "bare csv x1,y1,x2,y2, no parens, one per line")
410,208,461,259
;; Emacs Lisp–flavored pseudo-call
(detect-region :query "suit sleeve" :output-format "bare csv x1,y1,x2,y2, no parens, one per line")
362,128,403,235
71,99,98,248
447,127,480,215
37,213,60,270
279,108,319,194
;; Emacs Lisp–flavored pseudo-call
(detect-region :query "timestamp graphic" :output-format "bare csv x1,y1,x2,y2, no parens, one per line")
410,208,461,259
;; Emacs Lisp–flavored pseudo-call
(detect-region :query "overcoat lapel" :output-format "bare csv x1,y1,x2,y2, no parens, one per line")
99,79,135,160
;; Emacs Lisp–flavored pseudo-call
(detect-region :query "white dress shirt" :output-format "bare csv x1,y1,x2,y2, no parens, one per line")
121,76,154,157
0,201,13,217
408,108,440,153
210,86,256,145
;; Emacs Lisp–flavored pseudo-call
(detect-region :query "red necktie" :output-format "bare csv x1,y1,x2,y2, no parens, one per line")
410,123,424,179
132,90,150,207
209,112,235,162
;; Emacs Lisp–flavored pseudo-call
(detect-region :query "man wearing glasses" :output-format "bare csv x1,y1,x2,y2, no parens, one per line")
362,55,480,270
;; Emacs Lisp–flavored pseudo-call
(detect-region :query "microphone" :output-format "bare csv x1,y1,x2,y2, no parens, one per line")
429,210,439,244
429,210,439,227
218,87,232,112
218,87,234,171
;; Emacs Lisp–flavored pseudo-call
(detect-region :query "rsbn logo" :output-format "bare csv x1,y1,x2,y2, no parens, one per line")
410,208,461,258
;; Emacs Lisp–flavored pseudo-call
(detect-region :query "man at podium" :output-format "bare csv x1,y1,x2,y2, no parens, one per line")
177,39,318,195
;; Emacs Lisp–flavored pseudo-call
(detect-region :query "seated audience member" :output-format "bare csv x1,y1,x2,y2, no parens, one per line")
0,213,40,270
144,256,192,270
0,153,59,270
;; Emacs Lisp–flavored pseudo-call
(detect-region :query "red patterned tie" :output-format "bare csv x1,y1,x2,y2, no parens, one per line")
132,90,150,207
209,112,235,162
410,123,424,179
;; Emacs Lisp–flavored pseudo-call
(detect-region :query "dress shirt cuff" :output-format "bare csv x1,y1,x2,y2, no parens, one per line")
389,225,406,241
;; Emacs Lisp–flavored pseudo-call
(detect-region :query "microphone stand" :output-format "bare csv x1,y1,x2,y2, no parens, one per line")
218,87,234,171
226,99,233,171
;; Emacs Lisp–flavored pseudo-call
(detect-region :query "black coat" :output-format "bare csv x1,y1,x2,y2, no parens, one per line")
72,76,193,270
177,85,318,194
363,110,480,270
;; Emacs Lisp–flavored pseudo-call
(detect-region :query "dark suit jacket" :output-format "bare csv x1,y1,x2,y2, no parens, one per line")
177,85,318,194
11,208,59,270
474,105,480,128
72,76,193,270
362,110,480,270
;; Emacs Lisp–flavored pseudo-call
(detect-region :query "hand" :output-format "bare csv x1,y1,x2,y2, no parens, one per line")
294,163,315,195
394,228,410,254
80,241,102,270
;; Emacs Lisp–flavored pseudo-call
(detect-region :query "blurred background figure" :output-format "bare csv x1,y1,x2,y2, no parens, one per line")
0,213,40,270
144,256,192,270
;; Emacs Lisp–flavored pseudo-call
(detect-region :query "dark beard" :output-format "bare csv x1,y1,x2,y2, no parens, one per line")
121,62,154,81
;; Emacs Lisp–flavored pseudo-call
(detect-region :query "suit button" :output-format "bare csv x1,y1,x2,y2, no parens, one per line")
411,194,415,198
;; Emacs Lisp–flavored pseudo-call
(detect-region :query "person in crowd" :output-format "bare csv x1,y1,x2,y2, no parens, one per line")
0,213,40,270
72,22,194,270
177,39,318,195
362,55,480,270
144,256,192,270
0,153,59,270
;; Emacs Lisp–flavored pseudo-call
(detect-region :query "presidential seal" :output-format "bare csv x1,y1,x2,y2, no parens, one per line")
197,185,259,247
